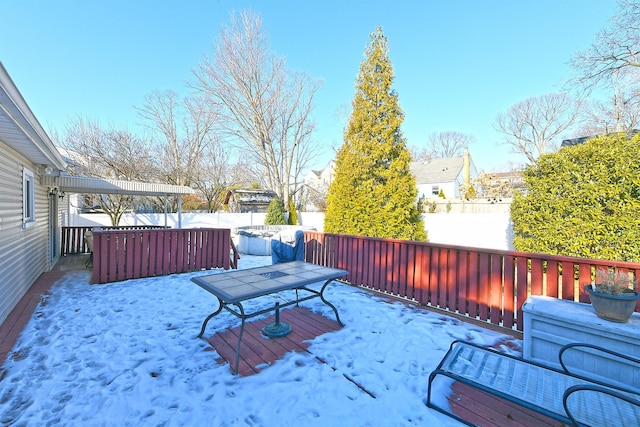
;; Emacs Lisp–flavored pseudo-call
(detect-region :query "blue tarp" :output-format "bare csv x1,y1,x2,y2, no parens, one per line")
271,230,304,264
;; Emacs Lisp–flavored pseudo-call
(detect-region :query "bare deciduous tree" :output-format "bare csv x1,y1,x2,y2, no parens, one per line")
577,76,640,135
190,140,262,212
136,90,217,187
571,0,640,91
414,131,475,160
57,117,155,225
136,90,222,212
191,10,321,207
472,169,524,199
494,93,581,164
189,141,229,212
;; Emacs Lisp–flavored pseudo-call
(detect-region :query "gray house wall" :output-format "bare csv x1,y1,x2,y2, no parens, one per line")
0,60,195,326
0,142,52,324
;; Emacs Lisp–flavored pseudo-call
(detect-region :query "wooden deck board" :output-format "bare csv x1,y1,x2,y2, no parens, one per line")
203,307,341,376
449,382,567,427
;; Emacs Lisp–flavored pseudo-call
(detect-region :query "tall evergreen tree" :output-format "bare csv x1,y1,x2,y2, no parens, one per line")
324,27,426,241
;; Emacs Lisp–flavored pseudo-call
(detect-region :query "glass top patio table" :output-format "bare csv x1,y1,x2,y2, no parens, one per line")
191,261,348,374
191,261,348,304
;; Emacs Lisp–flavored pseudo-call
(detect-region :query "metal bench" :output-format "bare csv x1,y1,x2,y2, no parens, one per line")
427,340,640,426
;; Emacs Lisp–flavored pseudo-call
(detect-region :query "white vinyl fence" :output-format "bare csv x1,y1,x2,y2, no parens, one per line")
69,211,513,251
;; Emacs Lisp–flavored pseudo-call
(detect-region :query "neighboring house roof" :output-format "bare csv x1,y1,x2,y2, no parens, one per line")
305,155,477,194
410,157,466,184
0,61,66,170
561,130,640,147
560,136,592,147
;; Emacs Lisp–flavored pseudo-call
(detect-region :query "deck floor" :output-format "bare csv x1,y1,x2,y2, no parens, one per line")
2,256,565,425
0,254,90,366
448,382,567,427
204,307,342,376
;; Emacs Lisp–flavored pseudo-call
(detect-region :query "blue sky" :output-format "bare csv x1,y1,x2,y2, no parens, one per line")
1,0,616,172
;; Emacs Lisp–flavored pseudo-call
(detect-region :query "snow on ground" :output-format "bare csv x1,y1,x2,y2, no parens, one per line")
0,256,521,426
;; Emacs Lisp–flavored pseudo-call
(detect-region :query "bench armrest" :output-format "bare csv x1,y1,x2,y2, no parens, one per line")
559,343,640,378
563,384,640,426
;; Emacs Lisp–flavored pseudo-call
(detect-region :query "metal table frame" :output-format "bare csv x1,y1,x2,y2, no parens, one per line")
191,261,348,374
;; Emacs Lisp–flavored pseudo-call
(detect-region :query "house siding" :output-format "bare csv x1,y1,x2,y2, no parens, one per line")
0,141,51,324
417,181,458,199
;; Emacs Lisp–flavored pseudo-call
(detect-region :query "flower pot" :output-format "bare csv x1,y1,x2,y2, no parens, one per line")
585,284,640,323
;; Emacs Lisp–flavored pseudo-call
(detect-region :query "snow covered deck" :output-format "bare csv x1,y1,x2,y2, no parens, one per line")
0,255,572,426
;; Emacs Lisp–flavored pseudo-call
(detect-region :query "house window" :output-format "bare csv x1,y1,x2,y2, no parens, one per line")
431,185,439,196
23,167,36,228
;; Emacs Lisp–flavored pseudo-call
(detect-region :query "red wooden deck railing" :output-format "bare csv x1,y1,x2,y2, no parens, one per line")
91,228,238,284
61,226,169,255
303,231,640,332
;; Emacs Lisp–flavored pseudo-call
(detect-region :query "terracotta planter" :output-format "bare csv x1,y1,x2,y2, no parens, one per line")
585,284,640,323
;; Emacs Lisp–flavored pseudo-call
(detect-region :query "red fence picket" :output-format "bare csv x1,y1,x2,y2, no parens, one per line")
303,231,640,332
91,228,235,284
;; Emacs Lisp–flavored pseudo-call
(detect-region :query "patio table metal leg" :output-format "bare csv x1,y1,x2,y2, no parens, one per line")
320,279,343,326
197,298,224,338
233,302,246,375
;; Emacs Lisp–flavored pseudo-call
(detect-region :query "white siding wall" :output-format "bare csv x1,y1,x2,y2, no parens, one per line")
417,182,457,199
0,142,51,324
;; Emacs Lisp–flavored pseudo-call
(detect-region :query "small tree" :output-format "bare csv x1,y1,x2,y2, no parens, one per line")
324,28,426,241
463,184,477,200
265,197,286,225
511,132,640,262
287,199,298,225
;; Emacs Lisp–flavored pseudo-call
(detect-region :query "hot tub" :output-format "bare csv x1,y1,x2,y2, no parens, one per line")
235,225,315,256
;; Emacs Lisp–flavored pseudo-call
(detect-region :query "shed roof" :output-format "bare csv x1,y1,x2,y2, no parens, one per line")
224,189,277,204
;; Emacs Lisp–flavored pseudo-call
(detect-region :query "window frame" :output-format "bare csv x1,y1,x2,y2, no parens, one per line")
23,167,36,228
